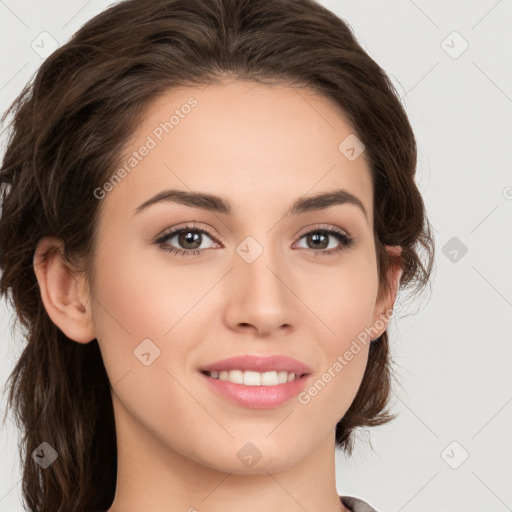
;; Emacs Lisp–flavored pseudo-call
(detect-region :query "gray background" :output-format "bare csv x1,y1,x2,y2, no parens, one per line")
1,1,511,511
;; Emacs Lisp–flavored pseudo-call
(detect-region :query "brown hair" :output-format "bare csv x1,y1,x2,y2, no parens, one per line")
0,0,434,510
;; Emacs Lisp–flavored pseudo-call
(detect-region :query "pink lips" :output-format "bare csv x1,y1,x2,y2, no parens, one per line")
199,354,312,375
199,354,312,409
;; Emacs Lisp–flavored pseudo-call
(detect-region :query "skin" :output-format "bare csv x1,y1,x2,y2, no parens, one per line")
34,80,402,512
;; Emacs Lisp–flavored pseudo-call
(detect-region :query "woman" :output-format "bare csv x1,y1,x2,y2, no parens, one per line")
0,0,434,511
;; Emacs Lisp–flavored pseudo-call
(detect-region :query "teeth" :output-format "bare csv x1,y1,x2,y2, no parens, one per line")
208,369,297,386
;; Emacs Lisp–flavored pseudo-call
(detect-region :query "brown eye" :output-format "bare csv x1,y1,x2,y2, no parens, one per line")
305,232,329,250
156,225,218,256
176,230,203,250
295,227,354,256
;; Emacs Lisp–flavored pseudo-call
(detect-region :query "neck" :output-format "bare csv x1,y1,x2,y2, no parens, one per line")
106,399,347,512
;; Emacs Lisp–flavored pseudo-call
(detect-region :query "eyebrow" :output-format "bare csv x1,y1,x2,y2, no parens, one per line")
134,188,369,223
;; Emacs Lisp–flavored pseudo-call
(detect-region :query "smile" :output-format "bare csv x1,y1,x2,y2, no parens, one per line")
203,369,303,386
200,370,311,409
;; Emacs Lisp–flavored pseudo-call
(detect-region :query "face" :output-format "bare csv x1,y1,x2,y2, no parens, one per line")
84,80,396,474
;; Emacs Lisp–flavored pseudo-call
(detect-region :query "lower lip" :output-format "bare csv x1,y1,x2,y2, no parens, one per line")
199,371,311,409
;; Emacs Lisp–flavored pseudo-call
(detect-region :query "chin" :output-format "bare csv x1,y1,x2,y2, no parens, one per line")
196,443,305,475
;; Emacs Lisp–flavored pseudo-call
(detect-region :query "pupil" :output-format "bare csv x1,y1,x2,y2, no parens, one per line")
310,232,328,249
179,231,201,249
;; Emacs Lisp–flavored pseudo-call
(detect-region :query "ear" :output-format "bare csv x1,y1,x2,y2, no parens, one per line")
369,245,403,340
33,236,96,343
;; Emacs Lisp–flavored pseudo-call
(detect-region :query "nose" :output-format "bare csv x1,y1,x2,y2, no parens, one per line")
223,242,298,337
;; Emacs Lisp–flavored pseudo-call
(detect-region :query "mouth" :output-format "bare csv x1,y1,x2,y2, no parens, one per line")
199,368,311,409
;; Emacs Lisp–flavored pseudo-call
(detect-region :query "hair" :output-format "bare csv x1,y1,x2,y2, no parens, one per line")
0,0,435,510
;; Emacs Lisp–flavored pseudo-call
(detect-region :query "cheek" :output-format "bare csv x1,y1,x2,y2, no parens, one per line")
90,240,218,386
325,277,379,344
300,256,378,407
298,294,373,424
90,244,202,429
302,252,379,345
91,241,206,338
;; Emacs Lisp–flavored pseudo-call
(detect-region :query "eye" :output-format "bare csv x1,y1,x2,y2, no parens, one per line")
294,226,354,256
155,223,219,257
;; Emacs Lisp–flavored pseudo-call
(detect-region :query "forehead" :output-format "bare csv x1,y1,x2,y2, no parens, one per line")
102,80,373,223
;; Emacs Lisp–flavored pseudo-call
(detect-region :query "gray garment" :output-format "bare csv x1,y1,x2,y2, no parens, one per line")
341,495,378,512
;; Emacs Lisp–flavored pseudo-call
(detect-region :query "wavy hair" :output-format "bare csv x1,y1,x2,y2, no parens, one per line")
0,0,434,510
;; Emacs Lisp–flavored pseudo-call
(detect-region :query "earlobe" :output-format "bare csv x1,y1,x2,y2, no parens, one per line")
33,236,96,343
370,245,403,340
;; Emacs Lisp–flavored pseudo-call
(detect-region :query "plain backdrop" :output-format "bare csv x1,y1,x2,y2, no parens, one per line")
0,1,511,511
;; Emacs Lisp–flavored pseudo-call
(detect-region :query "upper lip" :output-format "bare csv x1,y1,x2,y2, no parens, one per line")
199,355,312,375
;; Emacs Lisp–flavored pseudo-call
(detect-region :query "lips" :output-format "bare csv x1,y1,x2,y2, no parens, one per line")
199,354,312,376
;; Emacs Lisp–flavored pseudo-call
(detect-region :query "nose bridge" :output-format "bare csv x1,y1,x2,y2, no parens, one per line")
237,233,288,302
224,232,296,333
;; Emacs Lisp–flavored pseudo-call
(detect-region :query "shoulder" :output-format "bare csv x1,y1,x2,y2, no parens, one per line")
340,495,379,512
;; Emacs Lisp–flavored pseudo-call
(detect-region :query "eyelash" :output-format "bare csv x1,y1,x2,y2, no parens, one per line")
154,223,354,257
